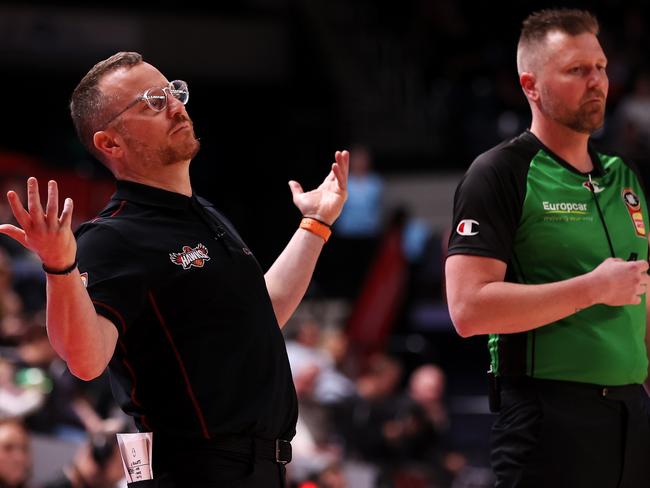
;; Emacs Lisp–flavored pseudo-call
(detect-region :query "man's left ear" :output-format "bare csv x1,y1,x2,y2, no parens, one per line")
93,130,123,160
520,72,539,102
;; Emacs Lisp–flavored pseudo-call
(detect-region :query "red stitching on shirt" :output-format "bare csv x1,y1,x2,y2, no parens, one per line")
109,200,127,218
147,291,211,440
90,200,127,222
118,341,143,408
93,304,150,425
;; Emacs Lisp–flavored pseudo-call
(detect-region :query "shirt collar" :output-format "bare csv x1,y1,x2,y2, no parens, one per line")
113,180,194,210
523,130,606,177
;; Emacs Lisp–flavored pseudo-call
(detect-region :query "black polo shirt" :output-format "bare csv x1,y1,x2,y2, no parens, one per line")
75,180,298,441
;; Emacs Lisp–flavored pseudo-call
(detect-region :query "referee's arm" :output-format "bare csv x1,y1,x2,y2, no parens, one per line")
446,254,650,338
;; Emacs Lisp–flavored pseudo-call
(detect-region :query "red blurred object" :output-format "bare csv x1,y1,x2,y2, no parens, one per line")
298,483,319,488
0,151,115,227
346,220,407,355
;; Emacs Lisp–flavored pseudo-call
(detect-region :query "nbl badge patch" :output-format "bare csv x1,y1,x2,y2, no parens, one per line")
621,188,646,238
169,243,211,270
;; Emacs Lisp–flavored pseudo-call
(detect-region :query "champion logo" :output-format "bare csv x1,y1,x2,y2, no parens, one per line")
456,219,479,236
170,243,211,270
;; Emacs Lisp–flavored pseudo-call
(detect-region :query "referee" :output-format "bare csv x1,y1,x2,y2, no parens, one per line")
446,9,650,488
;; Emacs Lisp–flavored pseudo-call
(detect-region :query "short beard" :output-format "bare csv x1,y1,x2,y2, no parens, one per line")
118,124,201,167
159,135,200,166
541,88,606,134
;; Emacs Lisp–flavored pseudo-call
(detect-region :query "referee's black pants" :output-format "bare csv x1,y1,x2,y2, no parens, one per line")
491,378,650,488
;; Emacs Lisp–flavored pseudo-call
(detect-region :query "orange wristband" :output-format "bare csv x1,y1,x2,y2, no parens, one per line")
300,217,332,243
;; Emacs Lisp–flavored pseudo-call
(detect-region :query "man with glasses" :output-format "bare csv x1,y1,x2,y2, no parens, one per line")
0,51,349,487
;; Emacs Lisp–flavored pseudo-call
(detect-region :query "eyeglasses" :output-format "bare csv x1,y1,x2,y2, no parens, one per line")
100,79,189,129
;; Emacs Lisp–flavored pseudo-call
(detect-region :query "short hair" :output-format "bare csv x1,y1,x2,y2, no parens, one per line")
70,51,143,163
516,9,599,74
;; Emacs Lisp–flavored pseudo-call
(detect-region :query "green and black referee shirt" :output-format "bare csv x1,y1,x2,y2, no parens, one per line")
448,130,648,386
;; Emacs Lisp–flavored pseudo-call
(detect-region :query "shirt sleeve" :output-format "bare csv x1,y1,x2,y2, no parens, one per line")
76,223,148,335
447,149,528,263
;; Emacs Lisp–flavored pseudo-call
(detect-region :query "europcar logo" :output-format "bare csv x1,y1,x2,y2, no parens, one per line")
169,243,211,270
456,219,479,236
542,201,588,214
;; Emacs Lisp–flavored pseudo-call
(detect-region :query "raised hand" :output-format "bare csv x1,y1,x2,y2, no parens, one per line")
0,177,76,270
288,150,349,225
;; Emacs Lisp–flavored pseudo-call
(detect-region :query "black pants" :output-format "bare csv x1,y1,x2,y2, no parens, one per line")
127,436,287,488
491,378,650,488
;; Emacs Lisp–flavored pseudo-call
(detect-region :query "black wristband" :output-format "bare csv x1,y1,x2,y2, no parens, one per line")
302,216,332,228
42,259,78,275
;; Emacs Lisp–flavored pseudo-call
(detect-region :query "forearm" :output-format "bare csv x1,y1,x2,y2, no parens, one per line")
450,273,596,337
265,228,325,327
46,270,117,380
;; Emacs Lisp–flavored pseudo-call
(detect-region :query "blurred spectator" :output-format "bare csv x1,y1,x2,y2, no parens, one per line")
408,364,448,431
0,418,31,488
334,144,384,239
0,359,44,420
285,318,355,484
42,431,125,488
0,180,45,314
397,364,466,485
286,318,356,405
316,462,347,488
323,144,385,299
320,328,355,380
18,324,119,442
334,360,465,487
0,250,24,347
335,353,404,464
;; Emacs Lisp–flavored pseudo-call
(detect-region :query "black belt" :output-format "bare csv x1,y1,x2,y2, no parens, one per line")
500,376,643,401
217,435,292,465
157,433,292,465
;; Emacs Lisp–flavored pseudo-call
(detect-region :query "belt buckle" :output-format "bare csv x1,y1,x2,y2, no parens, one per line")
275,439,292,464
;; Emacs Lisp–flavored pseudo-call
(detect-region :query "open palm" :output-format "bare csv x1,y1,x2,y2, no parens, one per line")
0,178,76,270
289,150,349,225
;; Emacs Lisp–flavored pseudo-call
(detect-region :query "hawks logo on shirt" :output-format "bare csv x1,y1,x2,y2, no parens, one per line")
169,243,211,270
